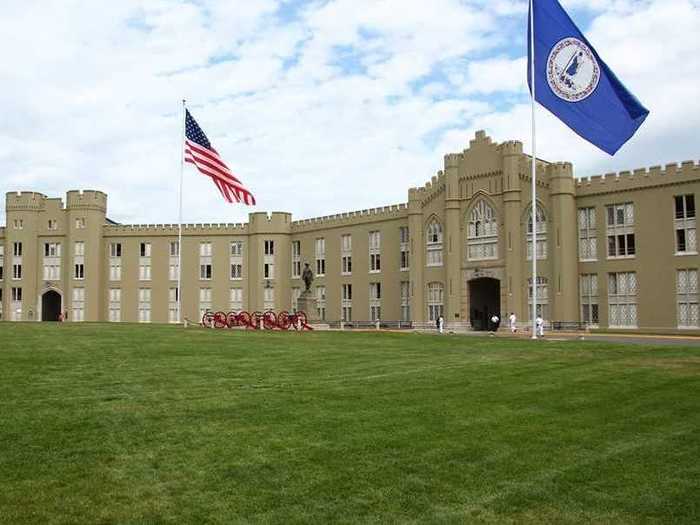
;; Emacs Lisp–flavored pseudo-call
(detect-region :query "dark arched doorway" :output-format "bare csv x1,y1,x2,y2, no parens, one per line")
469,278,500,331
42,291,62,321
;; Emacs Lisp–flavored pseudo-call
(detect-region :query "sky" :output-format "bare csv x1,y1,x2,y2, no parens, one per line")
1,0,699,226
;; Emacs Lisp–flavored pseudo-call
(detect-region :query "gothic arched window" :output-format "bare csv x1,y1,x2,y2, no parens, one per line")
527,204,547,260
426,219,443,266
467,200,498,260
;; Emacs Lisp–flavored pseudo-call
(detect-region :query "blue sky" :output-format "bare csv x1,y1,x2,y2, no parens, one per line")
1,0,699,225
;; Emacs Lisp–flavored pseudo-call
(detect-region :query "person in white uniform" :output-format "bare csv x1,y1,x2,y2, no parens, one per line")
535,315,545,338
508,312,517,333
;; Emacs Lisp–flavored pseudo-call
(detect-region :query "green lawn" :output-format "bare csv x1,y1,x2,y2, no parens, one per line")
0,324,698,524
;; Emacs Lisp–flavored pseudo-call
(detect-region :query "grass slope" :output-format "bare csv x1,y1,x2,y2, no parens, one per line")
0,323,699,524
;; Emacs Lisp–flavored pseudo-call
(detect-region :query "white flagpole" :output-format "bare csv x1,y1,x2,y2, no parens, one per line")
178,99,186,324
530,0,538,339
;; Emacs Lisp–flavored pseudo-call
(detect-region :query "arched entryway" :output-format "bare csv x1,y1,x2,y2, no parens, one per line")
41,290,62,321
468,278,500,331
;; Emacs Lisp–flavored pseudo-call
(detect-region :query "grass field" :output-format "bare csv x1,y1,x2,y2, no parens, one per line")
0,323,699,524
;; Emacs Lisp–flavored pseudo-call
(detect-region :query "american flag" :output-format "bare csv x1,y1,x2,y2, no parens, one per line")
184,109,256,205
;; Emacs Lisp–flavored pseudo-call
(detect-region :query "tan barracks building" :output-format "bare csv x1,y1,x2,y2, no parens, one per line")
1,131,698,333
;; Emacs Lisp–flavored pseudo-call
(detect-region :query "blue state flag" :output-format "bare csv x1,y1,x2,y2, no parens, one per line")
528,0,649,155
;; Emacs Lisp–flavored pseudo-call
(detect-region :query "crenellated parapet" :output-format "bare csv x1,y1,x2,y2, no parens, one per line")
408,170,446,207
5,191,49,211
575,160,700,197
291,203,408,232
66,190,107,212
497,140,524,157
103,222,249,237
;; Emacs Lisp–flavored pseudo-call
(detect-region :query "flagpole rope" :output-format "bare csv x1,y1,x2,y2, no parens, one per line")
530,0,538,339
178,99,186,324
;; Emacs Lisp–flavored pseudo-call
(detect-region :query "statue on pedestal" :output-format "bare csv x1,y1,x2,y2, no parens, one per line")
302,262,313,292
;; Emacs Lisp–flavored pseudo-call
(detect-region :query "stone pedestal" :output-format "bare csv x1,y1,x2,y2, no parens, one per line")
296,290,319,322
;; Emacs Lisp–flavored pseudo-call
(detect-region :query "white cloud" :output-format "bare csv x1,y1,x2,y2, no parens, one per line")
0,0,698,226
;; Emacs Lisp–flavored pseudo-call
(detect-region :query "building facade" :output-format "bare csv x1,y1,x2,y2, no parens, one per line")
1,131,698,332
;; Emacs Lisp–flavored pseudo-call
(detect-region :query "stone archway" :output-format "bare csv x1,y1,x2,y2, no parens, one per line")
41,290,62,321
468,278,500,331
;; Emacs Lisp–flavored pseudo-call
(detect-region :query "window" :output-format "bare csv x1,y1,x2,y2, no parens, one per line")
199,288,212,319
168,287,179,323
291,241,301,278
316,286,326,320
399,227,409,270
139,263,151,281
109,289,121,322
527,277,549,320
13,219,23,230
578,207,597,261
138,288,151,323
72,287,85,322
400,281,410,322
230,241,243,256
200,241,212,280
200,263,212,280
315,238,326,276
12,242,23,280
44,242,61,257
527,204,547,260
426,220,443,266
341,235,352,275
264,240,274,281
606,203,635,258
230,263,242,279
72,241,85,280
580,274,599,326
109,242,121,281
169,242,179,281
11,287,22,321
369,231,381,272
230,288,243,311
369,282,381,321
341,284,352,322
263,287,275,310
427,282,443,321
48,219,58,230
677,269,698,328
75,217,86,229
0,245,4,281
468,201,498,260
675,195,696,254
341,255,352,275
608,272,637,327
43,261,60,281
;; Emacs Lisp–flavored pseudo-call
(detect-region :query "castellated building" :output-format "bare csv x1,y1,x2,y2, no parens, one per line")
1,131,698,333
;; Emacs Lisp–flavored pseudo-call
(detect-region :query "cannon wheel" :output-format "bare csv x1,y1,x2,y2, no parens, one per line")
226,311,238,328
277,311,291,330
238,311,253,329
263,310,277,330
201,311,214,328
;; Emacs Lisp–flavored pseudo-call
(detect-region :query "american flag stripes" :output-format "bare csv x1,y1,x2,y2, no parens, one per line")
183,109,256,205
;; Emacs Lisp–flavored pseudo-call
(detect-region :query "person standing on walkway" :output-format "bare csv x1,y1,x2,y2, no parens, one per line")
536,315,545,338
509,312,517,333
